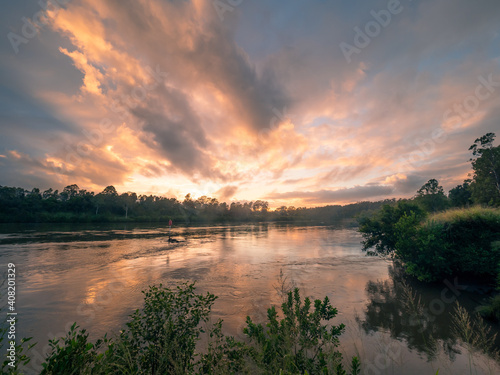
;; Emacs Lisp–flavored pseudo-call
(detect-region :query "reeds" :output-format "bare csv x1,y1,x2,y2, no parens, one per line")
427,206,500,225
451,302,499,374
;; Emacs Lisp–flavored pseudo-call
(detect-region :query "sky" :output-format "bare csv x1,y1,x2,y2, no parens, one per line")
0,0,499,207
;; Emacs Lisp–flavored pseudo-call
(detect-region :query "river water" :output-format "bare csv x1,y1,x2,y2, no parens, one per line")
0,222,498,374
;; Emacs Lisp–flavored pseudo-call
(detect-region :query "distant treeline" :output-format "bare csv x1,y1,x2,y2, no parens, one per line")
0,184,388,224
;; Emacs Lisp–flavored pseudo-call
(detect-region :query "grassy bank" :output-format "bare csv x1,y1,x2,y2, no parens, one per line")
399,206,500,282
360,205,500,283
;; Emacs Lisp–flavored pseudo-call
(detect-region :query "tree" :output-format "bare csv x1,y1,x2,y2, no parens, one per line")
416,178,444,196
42,188,55,199
95,186,120,215
469,132,500,206
120,192,137,219
358,200,427,254
60,184,80,201
182,194,197,222
414,179,448,212
448,180,472,207
28,188,41,199
182,194,195,210
252,200,269,212
100,185,118,196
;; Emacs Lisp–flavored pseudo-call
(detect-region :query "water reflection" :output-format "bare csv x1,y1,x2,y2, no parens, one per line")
357,262,499,363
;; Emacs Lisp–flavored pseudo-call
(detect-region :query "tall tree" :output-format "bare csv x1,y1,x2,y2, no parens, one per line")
469,133,500,206
101,185,118,196
416,179,443,196
448,180,472,207
414,179,448,212
120,192,137,219
60,184,80,201
95,186,120,215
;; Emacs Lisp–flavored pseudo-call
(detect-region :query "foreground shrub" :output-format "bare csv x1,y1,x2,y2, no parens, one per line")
107,282,252,374
35,283,357,374
112,283,216,374
0,331,33,374
39,283,249,375
40,324,108,374
244,288,360,375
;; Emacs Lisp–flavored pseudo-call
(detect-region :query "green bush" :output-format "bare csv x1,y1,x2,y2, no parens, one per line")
40,323,107,375
395,214,454,281
104,282,249,374
33,283,358,374
38,283,249,375
0,331,34,374
360,204,500,282
477,294,500,322
358,200,427,254
244,288,360,375
395,207,500,282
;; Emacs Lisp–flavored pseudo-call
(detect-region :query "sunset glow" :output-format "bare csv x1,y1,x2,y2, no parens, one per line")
1,0,499,206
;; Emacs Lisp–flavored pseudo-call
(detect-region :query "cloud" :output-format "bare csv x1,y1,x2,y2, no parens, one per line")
59,47,105,95
267,184,394,205
41,0,292,182
215,185,238,201
379,173,427,195
131,85,215,179
0,0,499,204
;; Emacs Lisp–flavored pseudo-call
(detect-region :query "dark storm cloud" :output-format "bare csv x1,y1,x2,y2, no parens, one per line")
130,84,214,178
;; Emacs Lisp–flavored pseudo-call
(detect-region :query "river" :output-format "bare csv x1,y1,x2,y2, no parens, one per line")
0,222,498,374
